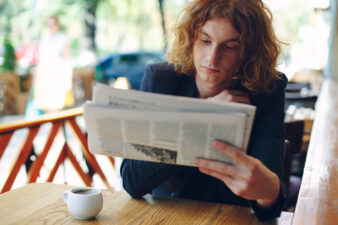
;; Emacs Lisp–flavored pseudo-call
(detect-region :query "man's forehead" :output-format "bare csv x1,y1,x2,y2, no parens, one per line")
198,29,240,43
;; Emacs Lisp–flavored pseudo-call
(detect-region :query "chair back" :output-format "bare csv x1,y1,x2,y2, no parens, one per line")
284,120,304,193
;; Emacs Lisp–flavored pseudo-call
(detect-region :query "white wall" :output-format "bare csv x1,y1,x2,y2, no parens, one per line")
327,0,338,79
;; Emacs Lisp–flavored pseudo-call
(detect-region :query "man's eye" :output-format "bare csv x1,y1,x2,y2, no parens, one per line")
224,45,239,50
201,39,211,44
225,45,235,50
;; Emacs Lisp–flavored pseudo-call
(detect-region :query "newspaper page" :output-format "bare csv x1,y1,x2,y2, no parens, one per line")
92,83,256,150
84,84,256,167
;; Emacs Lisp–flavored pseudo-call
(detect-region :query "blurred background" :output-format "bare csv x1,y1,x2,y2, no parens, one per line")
0,0,332,117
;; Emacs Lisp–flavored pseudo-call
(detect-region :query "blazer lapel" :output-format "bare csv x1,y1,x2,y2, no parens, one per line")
177,75,198,98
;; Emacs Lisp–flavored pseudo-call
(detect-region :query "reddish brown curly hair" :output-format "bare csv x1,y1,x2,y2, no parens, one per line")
167,0,282,94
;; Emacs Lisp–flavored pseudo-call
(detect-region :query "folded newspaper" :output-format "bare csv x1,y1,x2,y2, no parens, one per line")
84,83,256,167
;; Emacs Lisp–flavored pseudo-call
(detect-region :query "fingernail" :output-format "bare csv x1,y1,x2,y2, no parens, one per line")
212,140,227,148
212,139,220,146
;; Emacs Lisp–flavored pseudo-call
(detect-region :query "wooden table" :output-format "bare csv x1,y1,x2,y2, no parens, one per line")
292,80,338,224
0,183,293,225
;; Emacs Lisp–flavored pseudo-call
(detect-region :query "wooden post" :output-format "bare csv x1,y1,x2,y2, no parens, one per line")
327,0,338,79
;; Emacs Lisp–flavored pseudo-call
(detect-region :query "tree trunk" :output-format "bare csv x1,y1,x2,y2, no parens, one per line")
158,0,167,50
82,0,99,65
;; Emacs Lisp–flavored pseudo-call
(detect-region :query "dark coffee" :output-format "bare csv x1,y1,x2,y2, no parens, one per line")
73,189,94,195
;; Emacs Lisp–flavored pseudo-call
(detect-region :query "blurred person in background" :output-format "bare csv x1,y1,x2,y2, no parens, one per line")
26,15,73,118
24,15,74,173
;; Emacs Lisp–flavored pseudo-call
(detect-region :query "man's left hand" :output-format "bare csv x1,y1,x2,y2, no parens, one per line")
194,140,280,208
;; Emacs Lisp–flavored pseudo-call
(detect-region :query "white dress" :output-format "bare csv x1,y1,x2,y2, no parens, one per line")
34,32,72,110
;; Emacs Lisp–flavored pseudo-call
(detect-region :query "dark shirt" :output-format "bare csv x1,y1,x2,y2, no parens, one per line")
121,62,287,221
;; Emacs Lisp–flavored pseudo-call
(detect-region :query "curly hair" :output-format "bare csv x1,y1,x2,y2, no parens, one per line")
167,0,282,94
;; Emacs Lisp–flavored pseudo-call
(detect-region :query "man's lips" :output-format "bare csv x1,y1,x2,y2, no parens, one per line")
202,66,221,73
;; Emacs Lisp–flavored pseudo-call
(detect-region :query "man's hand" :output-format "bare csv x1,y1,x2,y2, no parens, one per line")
194,140,280,208
207,90,251,104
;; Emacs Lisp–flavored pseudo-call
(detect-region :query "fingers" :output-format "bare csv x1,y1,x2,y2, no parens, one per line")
198,166,252,199
195,140,281,203
227,95,250,104
225,90,250,104
198,167,234,185
212,140,250,165
197,158,280,202
224,90,248,97
195,158,240,177
207,90,251,104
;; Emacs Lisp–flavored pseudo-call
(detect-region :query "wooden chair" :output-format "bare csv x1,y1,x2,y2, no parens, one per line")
284,120,305,209
285,82,310,93
285,93,318,111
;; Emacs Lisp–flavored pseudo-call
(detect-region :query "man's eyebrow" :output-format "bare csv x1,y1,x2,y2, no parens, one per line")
199,30,211,38
199,29,240,43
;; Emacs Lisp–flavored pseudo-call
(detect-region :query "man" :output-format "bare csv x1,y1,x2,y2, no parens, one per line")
121,0,286,221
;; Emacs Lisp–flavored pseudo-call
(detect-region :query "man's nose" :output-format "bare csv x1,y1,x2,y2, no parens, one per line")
207,45,220,67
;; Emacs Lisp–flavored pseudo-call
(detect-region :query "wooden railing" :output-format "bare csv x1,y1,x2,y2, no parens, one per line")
0,107,115,193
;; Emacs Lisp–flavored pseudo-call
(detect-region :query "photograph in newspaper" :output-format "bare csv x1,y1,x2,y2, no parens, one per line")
88,136,177,164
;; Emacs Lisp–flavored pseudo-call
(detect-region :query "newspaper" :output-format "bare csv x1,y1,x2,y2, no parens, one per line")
84,84,256,166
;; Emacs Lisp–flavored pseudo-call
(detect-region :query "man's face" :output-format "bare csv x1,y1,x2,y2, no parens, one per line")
193,17,241,91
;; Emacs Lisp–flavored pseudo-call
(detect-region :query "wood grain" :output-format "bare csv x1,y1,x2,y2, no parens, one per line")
0,107,83,134
0,106,114,192
0,183,292,225
1,126,40,193
28,121,63,183
292,80,338,225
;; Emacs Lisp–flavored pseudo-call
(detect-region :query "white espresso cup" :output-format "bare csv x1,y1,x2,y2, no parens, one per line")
62,187,103,219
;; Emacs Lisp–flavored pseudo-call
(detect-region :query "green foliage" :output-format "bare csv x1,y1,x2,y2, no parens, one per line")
0,0,313,66
71,38,80,56
0,0,184,58
269,0,312,59
1,38,16,72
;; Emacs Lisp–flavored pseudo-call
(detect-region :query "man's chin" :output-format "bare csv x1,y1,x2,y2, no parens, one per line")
202,80,223,89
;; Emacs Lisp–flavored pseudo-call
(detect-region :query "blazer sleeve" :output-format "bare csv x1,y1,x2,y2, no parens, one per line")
247,76,287,221
120,64,182,198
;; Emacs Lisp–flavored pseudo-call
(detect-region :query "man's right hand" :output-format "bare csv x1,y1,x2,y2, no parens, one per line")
207,90,251,104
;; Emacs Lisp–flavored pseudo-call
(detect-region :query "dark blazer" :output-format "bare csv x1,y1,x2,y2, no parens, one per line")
121,62,287,221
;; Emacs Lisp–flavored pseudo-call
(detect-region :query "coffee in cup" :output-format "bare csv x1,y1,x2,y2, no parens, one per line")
63,187,103,219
